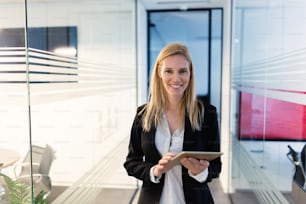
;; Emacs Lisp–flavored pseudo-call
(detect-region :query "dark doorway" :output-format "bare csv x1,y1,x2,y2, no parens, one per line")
148,9,222,109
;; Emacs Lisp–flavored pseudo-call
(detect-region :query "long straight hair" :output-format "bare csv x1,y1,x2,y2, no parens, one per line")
141,42,204,131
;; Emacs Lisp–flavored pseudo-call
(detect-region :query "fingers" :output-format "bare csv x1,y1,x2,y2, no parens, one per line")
189,158,209,168
158,152,175,165
180,157,209,175
153,164,164,177
154,152,176,177
199,159,210,168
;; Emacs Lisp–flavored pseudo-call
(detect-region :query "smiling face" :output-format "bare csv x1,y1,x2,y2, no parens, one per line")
158,54,191,101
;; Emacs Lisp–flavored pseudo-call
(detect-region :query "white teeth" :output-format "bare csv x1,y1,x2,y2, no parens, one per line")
170,84,181,88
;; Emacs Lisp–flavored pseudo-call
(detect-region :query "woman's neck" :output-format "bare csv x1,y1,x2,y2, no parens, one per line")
165,98,184,134
165,99,182,116
167,95,182,109
167,99,180,110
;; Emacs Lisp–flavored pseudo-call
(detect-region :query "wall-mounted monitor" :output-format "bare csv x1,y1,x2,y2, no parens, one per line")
239,92,306,141
0,26,77,56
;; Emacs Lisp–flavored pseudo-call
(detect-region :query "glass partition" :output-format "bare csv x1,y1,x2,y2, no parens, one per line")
0,0,137,203
231,0,306,203
0,0,32,203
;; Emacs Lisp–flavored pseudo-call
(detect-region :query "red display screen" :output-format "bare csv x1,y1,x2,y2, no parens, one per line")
239,92,306,141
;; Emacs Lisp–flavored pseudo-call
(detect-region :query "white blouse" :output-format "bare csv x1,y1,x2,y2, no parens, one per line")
150,113,208,204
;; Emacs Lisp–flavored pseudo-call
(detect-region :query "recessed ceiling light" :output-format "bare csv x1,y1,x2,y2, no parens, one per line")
157,0,211,4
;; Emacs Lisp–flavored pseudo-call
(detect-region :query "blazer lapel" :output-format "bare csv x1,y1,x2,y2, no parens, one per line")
142,126,162,162
183,115,197,151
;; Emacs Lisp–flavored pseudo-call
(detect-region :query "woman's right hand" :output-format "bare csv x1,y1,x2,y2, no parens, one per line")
153,152,176,177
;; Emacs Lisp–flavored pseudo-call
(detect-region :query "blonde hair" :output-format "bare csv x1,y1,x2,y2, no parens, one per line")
141,42,204,131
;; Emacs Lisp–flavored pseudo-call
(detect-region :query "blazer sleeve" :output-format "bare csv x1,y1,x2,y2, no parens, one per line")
205,104,222,181
123,106,155,184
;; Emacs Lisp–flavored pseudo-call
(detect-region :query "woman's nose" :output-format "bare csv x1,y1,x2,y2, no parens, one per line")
172,72,180,80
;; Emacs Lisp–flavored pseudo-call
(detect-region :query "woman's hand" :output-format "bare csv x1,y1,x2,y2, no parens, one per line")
153,152,176,177
180,157,209,175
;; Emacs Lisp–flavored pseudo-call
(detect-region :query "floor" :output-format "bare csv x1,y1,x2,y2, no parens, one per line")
45,138,299,204
48,179,232,204
48,179,298,204
129,178,232,204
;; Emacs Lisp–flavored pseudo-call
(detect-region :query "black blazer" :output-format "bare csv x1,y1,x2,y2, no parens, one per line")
124,103,222,204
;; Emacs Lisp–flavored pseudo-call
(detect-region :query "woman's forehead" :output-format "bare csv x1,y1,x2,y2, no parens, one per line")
160,55,189,67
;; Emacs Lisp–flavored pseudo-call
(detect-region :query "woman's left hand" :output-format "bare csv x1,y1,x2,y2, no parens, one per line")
180,157,209,175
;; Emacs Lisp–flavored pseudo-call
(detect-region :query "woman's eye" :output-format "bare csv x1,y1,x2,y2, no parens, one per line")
165,69,172,73
179,69,188,74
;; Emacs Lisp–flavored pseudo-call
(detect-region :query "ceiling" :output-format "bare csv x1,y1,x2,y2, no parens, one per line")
0,0,226,9
140,0,226,10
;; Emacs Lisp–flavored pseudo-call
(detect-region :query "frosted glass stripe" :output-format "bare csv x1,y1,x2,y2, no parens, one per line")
29,65,78,75
0,50,26,56
29,57,77,69
29,84,135,95
265,82,306,92
233,142,290,204
238,86,306,105
233,66,306,79
29,49,77,63
0,64,26,72
28,49,78,75
233,47,306,104
233,81,306,93
28,75,78,82
0,47,26,51
233,78,306,91
0,47,78,83
28,83,133,91
0,47,135,102
233,48,306,75
51,137,131,204
0,47,26,56
0,74,27,82
0,83,135,106
264,89,306,105
77,64,130,73
0,57,26,63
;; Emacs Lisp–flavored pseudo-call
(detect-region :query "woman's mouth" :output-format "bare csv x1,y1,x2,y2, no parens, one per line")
170,84,183,89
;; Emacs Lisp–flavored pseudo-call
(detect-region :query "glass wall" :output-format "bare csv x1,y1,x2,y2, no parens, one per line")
231,0,306,203
0,1,32,203
0,0,137,203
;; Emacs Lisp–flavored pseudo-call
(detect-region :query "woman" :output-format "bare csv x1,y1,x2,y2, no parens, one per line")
124,42,221,204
